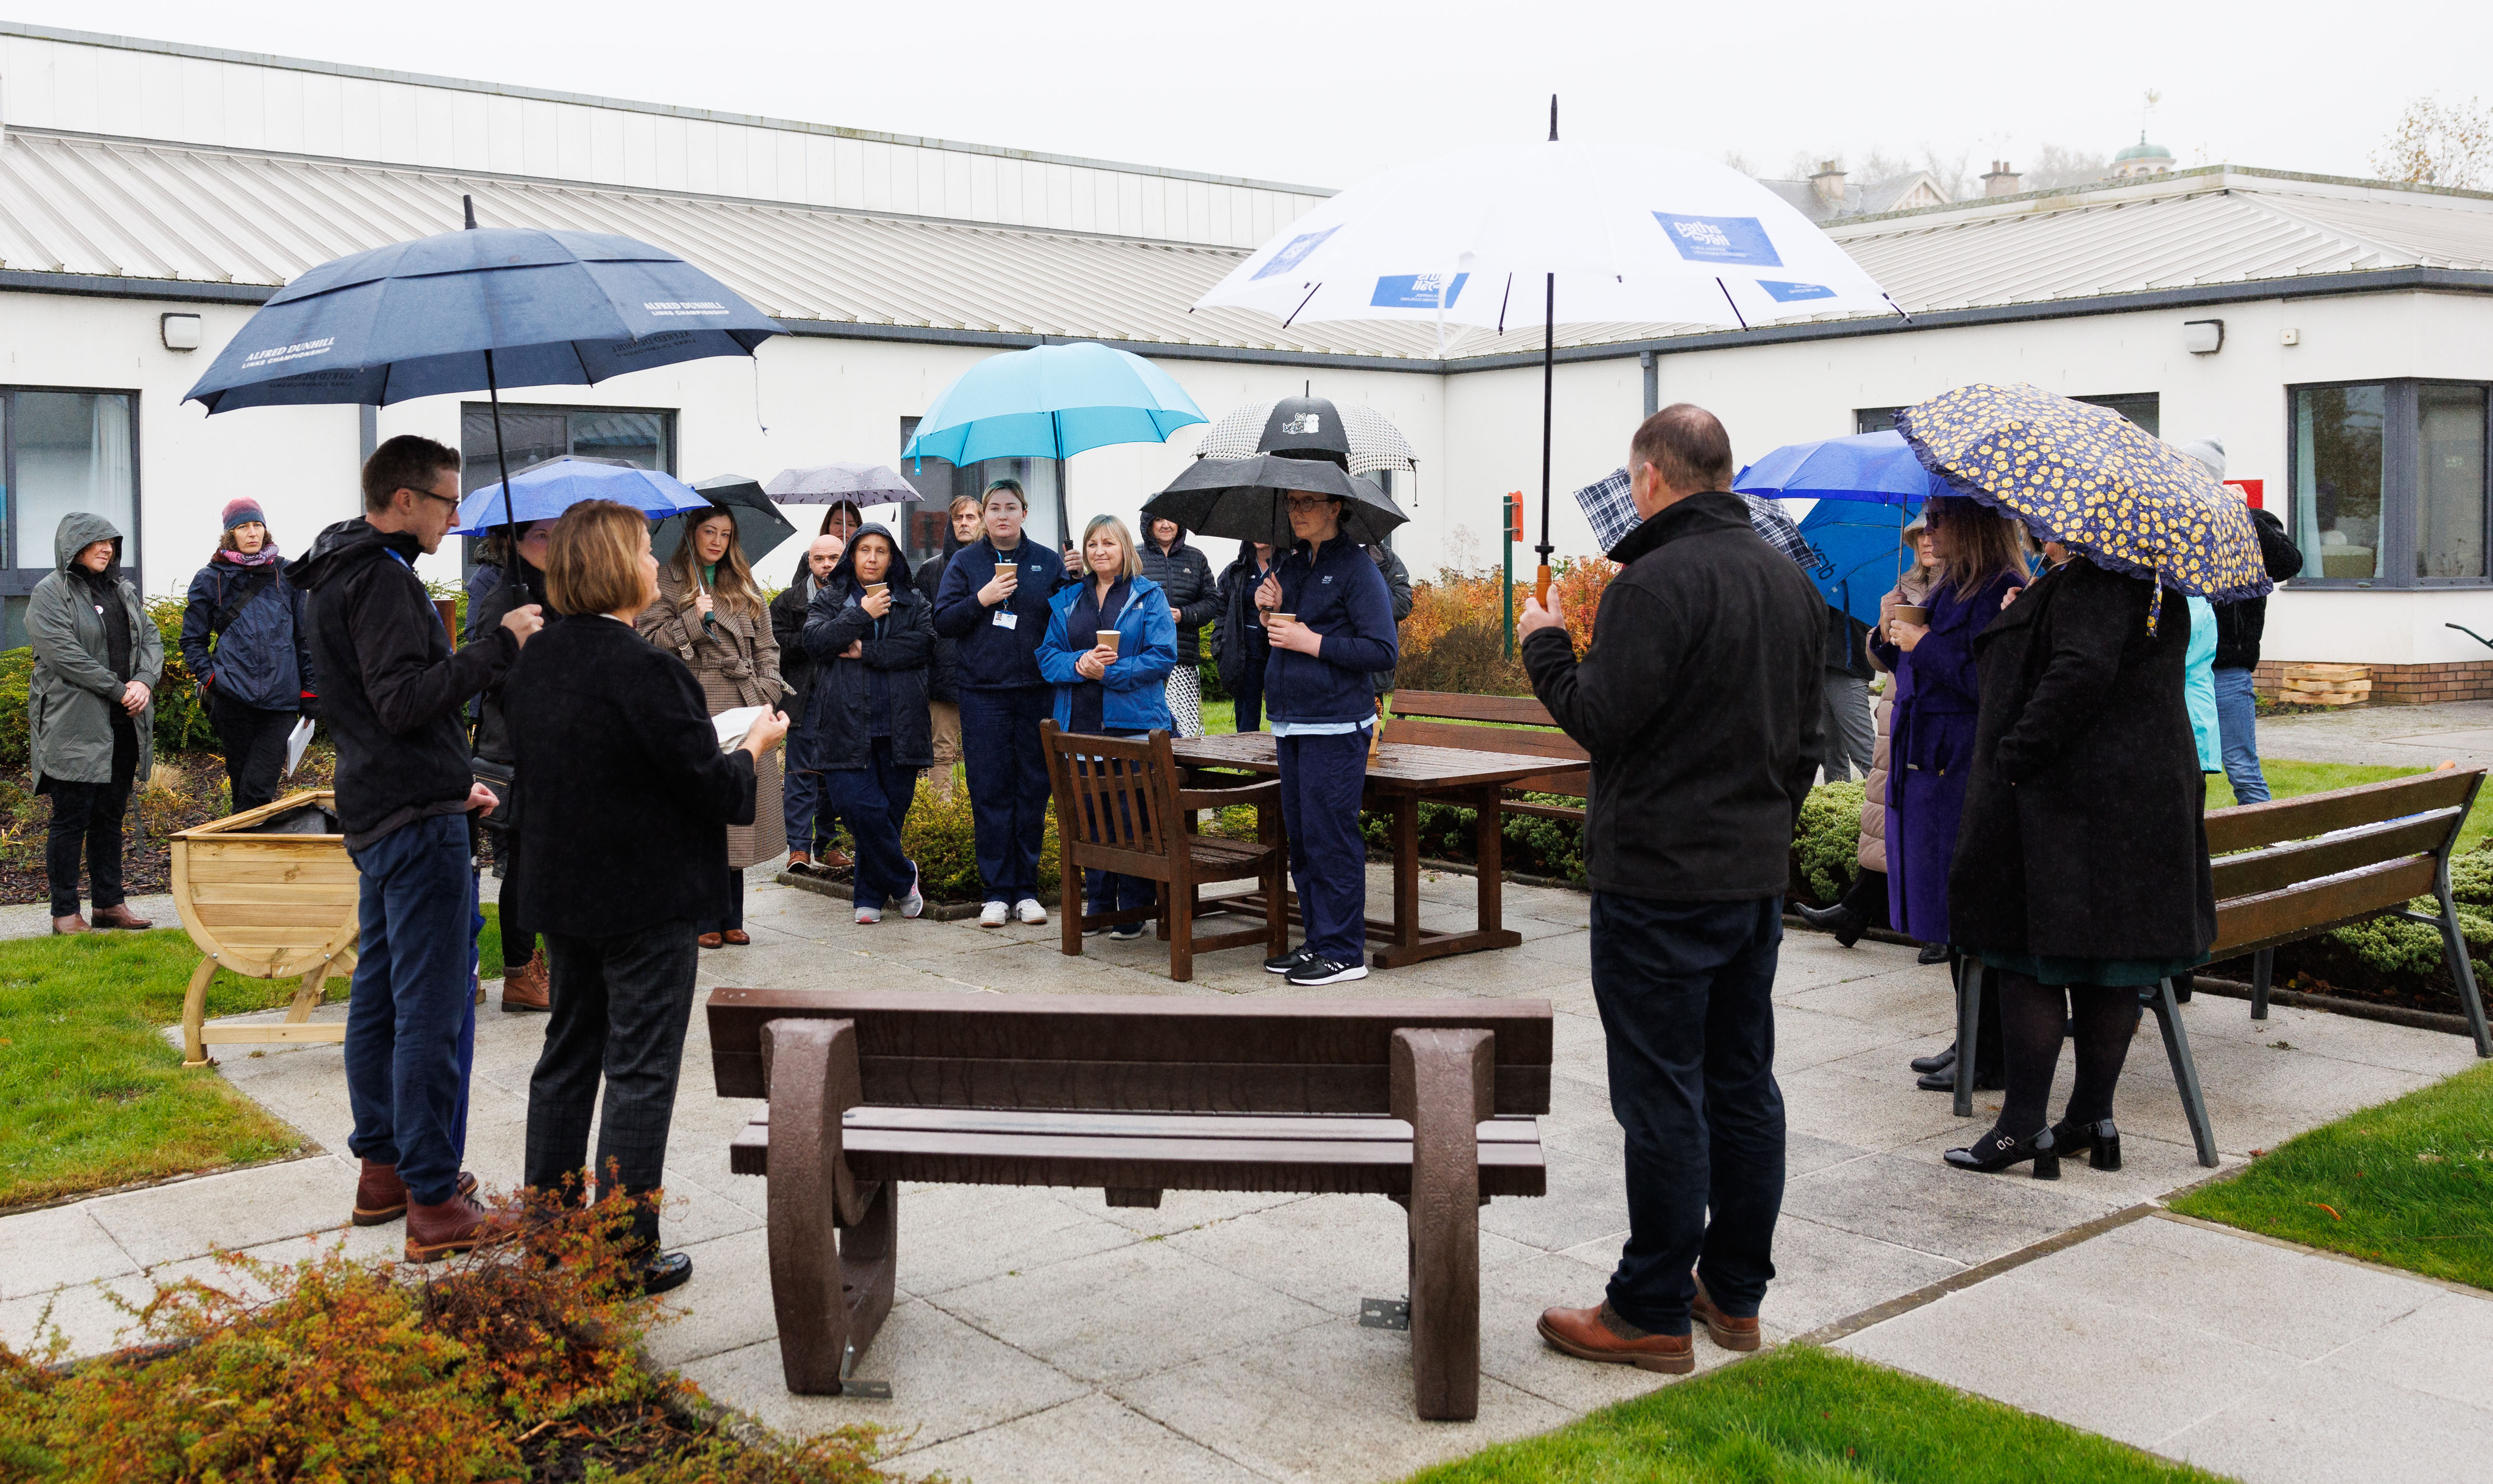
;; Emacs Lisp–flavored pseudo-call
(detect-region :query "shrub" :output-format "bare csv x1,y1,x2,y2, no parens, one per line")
1793,782,1866,906
902,767,1060,902
1394,561,1615,696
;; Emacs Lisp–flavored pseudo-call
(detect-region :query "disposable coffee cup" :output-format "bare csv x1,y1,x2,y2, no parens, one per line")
1270,612,1296,626
1095,629,1121,656
865,582,888,599
1891,604,1931,627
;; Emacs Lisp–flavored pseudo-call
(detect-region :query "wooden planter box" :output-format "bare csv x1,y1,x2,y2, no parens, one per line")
171,789,360,1067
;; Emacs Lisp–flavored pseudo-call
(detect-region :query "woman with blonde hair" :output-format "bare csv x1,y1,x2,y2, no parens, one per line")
1037,514,1177,938
509,498,785,1294
638,502,789,948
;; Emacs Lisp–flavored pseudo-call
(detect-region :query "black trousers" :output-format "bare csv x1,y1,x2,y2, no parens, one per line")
1589,891,1787,1335
45,720,138,918
524,918,701,1250
209,695,295,814
1231,635,1270,731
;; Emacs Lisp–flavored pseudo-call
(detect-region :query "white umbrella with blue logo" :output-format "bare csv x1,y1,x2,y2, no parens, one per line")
1194,101,1899,596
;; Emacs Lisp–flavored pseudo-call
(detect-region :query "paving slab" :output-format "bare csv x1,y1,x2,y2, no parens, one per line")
2256,701,2493,771
899,1391,1270,1484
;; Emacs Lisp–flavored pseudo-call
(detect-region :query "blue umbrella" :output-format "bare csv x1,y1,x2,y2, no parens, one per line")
450,457,712,535
900,341,1206,465
1732,430,1934,505
1796,497,1923,627
185,196,783,600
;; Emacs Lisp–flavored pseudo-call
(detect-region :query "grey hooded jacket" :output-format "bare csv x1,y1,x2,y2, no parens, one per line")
28,512,161,788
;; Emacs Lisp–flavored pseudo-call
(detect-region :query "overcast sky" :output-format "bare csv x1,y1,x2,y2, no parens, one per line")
18,0,2486,193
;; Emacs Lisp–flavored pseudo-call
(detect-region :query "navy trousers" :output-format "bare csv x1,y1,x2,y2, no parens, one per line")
782,739,830,856
1081,734,1156,917
1589,891,1787,1336
821,738,920,909
960,685,1054,904
1232,635,1270,732
1276,728,1369,961
343,811,481,1206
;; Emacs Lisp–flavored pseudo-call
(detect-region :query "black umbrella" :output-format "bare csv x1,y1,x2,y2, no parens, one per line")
652,474,799,567
1146,454,1407,548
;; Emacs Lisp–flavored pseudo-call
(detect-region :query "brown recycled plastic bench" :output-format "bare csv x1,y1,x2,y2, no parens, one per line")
706,987,1553,1421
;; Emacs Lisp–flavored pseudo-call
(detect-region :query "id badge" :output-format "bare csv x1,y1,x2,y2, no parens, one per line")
992,609,1019,630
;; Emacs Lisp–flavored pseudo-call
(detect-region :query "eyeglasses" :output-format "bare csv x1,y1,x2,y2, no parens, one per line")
1283,496,1336,513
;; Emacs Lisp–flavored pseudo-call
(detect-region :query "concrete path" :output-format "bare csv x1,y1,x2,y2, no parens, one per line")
4,868,2485,1484
2259,698,2493,772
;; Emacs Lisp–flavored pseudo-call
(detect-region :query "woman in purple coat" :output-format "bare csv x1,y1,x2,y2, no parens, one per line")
1871,497,2030,949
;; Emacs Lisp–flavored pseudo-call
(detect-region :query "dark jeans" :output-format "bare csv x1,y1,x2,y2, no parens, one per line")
1079,735,1156,916
1232,636,1269,731
44,718,138,918
819,738,920,909
343,811,480,1206
1589,891,1787,1336
1276,728,1370,961
209,695,295,814
783,731,831,854
960,685,1054,903
702,871,744,936
525,918,701,1250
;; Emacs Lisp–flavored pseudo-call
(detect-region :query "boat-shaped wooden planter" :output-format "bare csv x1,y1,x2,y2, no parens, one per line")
171,790,359,1067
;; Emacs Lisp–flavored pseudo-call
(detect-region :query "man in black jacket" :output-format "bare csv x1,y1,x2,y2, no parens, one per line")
288,434,540,1262
1522,405,1822,1375
2177,438,2303,804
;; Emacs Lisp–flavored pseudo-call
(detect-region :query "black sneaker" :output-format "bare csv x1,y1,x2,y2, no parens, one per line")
1110,922,1147,942
1265,946,1314,975
1286,954,1368,986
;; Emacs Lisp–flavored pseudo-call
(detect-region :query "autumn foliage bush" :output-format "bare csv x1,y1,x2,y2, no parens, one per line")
1394,562,1614,696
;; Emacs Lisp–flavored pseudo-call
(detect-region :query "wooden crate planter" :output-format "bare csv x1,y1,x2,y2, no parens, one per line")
172,789,360,1067
2279,662,2371,707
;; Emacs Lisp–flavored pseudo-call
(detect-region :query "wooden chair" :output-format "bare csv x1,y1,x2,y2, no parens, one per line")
1039,721,1289,981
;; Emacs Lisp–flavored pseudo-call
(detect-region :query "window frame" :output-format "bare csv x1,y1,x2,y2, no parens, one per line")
0,384,145,600
2285,377,2493,590
457,401,677,580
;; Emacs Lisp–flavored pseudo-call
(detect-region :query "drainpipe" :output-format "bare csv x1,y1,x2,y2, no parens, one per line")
1640,350,1658,418
359,404,377,467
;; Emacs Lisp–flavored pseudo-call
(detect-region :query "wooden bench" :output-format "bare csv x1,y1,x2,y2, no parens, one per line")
707,988,1553,1420
1952,767,2493,1163
1382,690,1590,822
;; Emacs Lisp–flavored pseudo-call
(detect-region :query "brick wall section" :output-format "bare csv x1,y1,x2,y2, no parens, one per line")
2254,659,2493,705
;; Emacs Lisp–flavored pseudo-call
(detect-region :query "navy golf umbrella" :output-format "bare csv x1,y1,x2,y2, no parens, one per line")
184,196,784,599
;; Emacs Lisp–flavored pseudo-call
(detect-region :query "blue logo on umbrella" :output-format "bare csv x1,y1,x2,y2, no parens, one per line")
1652,214,1783,268
1252,225,1343,281
1370,272,1471,308
1758,280,1835,302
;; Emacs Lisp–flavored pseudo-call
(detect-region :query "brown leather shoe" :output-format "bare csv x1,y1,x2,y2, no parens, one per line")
721,929,751,946
51,914,89,935
500,950,550,1013
786,851,816,877
1691,1278,1761,1351
404,1190,517,1262
353,1162,477,1226
819,848,852,871
90,904,153,930
697,932,724,950
1537,1301,1694,1374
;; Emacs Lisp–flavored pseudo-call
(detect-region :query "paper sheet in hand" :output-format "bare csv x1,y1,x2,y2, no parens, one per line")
281,717,317,779
712,705,768,752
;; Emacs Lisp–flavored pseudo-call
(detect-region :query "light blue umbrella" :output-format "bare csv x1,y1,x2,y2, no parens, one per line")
451,457,711,535
900,341,1206,465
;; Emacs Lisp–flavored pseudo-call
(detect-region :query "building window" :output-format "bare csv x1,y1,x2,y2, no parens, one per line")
1,390,141,644
457,404,674,494
2291,381,2489,587
1857,393,2158,439
897,417,1069,567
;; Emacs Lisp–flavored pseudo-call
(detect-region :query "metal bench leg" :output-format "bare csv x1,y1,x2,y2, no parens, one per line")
1952,954,1979,1119
2432,876,2493,1058
1391,1027,1492,1423
763,1018,888,1395
2148,979,2219,1168
2250,948,2274,1022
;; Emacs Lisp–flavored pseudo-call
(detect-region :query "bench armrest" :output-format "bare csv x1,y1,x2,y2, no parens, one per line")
1177,778,1283,811
766,1017,871,1226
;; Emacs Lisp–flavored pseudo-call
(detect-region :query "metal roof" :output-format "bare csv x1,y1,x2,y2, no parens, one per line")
4,132,2491,368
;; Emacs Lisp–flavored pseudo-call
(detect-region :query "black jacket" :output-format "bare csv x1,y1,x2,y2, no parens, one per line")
769,571,829,718
180,558,314,714
2212,508,2304,672
287,518,515,844
1947,558,2216,962
1138,530,1218,665
505,614,756,938
800,525,936,770
464,558,541,765
914,531,966,704
1369,543,1414,696
1211,549,1274,697
1523,492,1825,901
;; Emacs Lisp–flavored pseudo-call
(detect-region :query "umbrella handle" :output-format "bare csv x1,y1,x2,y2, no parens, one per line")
1534,564,1553,607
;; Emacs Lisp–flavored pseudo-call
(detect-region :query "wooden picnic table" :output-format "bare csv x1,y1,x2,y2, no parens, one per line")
1168,732,1586,970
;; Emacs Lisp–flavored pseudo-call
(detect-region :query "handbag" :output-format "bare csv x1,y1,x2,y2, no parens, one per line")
471,756,517,837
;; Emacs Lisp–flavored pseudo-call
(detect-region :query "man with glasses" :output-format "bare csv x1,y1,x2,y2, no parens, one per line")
288,435,542,1261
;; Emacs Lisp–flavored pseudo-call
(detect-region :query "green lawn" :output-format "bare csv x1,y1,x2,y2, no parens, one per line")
0,911,507,1211
2214,757,2493,853
2169,1059,2493,1291
1403,1345,2224,1484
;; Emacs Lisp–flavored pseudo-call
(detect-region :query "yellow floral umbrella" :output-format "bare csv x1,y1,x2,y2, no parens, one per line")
1895,383,2273,621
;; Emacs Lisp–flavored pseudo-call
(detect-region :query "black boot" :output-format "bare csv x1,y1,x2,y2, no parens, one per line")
1919,1062,2001,1092
1917,942,1950,965
1796,900,1868,948
1910,1043,1957,1075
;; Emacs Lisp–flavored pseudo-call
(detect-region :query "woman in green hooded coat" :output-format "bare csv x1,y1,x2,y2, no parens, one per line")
29,511,163,934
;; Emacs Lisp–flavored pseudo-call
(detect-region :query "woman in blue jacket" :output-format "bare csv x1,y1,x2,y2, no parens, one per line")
931,479,1077,929
799,524,933,926
179,498,314,814
1258,491,1399,987
1038,515,1178,940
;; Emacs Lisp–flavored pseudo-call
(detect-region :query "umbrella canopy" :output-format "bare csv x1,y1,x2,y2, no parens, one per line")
1796,497,1923,627
451,457,711,535
652,475,800,567
900,341,1207,465
1733,430,1937,505
766,463,919,504
1193,396,1417,475
1570,466,1816,568
1145,455,1406,547
1896,383,2272,603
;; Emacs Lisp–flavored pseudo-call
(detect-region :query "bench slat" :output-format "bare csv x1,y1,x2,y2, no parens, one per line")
843,1058,1551,1120
2210,855,2439,958
750,1104,1546,1143
2204,770,2479,855
1391,691,1559,728
2210,810,2458,902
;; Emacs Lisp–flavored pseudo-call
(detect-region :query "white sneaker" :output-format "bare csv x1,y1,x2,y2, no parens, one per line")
855,905,882,925
1015,897,1047,925
979,900,1009,928
899,862,924,920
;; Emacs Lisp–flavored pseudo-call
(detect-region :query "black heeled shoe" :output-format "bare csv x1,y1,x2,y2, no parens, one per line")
1916,942,1950,965
1909,1043,1957,1075
1944,1126,2060,1179
1796,901,1867,948
2048,1118,2121,1171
